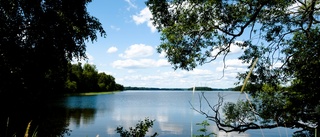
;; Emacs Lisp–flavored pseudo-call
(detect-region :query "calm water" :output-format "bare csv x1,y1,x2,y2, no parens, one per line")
55,90,297,137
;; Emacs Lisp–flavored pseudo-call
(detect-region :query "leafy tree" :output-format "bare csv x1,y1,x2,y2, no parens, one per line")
65,79,77,93
116,118,158,137
66,62,83,92
0,0,105,97
98,72,116,91
115,83,125,91
65,63,124,92
147,0,320,135
82,63,99,91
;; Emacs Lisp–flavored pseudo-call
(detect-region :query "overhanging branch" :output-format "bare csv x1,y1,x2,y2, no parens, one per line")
190,92,313,133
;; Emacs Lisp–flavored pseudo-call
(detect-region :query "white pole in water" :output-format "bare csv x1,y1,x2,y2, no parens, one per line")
191,85,195,137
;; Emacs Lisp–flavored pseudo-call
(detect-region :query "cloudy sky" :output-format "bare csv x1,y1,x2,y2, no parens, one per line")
80,0,250,89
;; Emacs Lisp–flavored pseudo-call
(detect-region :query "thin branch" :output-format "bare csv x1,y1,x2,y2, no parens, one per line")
190,92,313,133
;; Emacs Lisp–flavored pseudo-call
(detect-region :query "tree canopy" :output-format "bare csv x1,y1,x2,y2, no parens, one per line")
66,62,124,93
0,0,105,96
147,0,320,135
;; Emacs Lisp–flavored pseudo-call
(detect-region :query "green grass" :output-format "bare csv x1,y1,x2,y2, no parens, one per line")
66,91,122,96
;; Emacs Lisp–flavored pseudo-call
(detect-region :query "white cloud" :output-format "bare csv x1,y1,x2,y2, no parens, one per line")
287,1,302,14
125,0,137,11
272,62,283,68
127,70,136,73
117,68,238,88
140,75,164,81
132,7,157,33
230,41,245,54
112,59,170,69
132,7,150,24
216,59,248,72
110,25,120,31
224,58,248,67
98,70,113,75
159,51,167,58
107,46,118,53
185,69,213,75
211,41,246,57
86,53,94,61
119,44,153,58
71,52,94,65
112,59,145,69
157,59,170,67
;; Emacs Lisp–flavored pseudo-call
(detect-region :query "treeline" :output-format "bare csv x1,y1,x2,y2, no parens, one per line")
124,86,235,91
187,87,235,91
124,87,186,91
65,62,124,93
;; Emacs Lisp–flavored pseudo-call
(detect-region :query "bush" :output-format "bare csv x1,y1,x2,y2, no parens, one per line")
116,118,158,137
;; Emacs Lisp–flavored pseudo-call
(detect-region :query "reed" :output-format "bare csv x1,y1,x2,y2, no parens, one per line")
4,118,37,137
24,120,38,137
5,117,9,137
24,121,32,137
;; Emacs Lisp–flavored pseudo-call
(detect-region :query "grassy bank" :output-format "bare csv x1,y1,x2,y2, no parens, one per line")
65,90,122,96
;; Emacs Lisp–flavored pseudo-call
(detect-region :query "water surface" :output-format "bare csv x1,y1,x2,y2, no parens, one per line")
58,90,297,137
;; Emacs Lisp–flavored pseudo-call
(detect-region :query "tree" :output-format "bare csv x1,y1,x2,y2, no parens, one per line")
65,63,124,92
82,63,99,91
0,0,105,97
65,62,83,92
147,0,320,135
98,72,116,91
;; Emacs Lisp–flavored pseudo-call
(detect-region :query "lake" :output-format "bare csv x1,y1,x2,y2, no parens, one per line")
56,90,297,137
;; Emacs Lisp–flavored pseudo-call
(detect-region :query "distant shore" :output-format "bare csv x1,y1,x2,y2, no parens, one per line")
124,86,236,91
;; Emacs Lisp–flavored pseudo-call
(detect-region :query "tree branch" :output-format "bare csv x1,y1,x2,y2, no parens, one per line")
190,92,314,133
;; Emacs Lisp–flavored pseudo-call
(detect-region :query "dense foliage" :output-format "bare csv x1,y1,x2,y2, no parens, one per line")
0,0,105,97
147,0,320,135
66,62,124,93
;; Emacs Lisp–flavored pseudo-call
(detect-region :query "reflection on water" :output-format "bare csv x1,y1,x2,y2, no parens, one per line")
67,108,96,128
217,131,249,137
58,91,297,137
0,91,298,136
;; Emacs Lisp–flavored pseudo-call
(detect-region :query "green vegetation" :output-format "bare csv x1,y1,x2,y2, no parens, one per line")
116,118,158,137
232,83,286,93
65,62,124,93
146,0,320,135
187,87,233,91
24,121,38,137
0,0,107,98
0,0,121,136
68,91,121,96
193,120,216,137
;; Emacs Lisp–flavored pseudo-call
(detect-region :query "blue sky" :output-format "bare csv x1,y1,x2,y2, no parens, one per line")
78,0,251,89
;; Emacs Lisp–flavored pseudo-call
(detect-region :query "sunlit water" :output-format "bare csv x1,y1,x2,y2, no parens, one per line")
57,90,297,137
